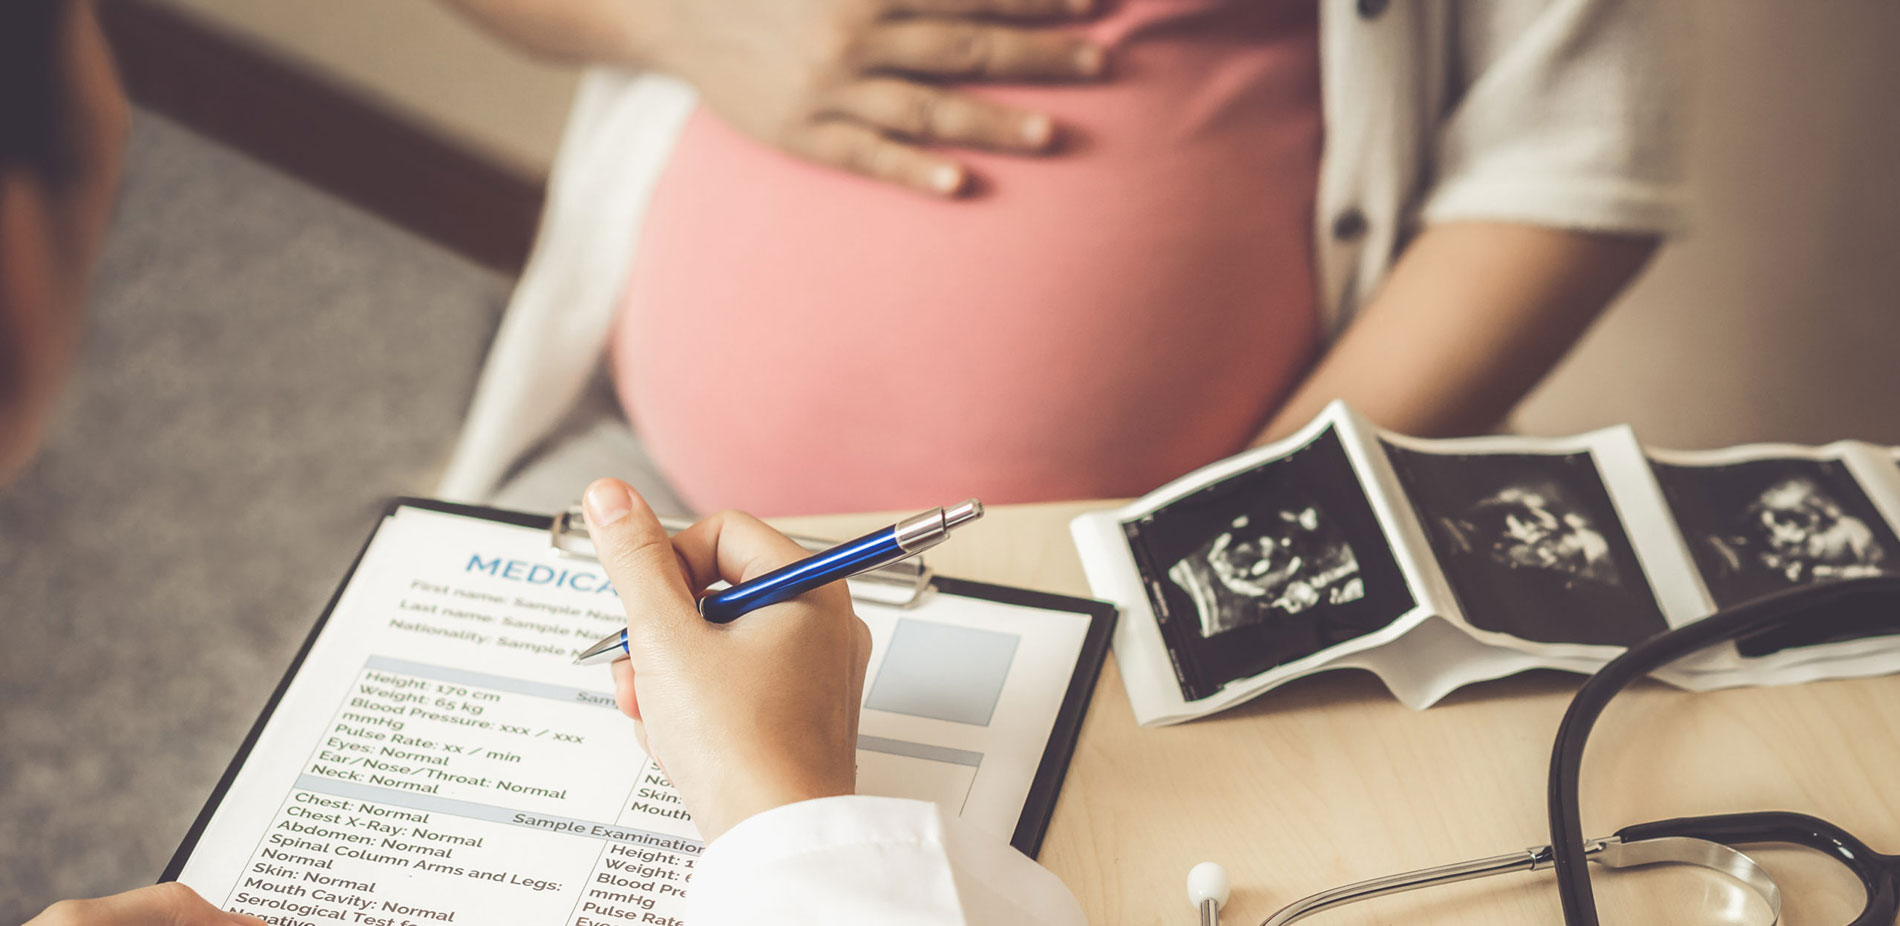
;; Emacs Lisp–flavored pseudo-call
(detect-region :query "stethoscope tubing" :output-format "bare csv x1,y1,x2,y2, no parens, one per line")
1546,575,1900,926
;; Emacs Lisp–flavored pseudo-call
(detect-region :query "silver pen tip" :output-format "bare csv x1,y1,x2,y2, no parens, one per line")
573,633,628,666
943,499,984,529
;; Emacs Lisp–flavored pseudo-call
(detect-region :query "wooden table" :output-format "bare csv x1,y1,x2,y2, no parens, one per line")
778,501,1900,925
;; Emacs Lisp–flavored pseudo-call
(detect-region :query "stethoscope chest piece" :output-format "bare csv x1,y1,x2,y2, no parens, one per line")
1188,862,1231,926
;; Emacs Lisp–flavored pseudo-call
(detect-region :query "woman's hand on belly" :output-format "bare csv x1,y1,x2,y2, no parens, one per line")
645,0,1106,196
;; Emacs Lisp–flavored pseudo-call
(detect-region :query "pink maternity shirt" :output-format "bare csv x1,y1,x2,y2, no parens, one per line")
614,0,1322,516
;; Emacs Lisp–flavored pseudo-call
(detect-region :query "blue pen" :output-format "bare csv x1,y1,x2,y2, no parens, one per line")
572,499,984,665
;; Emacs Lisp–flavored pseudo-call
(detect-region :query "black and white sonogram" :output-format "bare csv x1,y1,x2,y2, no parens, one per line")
1384,444,1667,647
1650,457,1900,654
1123,427,1414,701
1167,507,1365,638
1651,458,1900,653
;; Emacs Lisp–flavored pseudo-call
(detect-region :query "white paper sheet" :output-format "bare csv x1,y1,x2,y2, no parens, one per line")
1076,402,1900,726
174,505,1093,925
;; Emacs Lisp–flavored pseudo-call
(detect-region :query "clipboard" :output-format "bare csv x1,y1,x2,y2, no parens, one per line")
162,497,1117,898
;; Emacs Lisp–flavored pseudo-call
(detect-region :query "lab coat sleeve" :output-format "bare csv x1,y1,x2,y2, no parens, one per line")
684,796,1089,926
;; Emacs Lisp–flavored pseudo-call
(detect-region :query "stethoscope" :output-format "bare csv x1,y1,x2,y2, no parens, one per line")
1185,576,1900,926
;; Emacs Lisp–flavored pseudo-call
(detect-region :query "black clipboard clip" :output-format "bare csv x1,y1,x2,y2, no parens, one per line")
548,506,936,608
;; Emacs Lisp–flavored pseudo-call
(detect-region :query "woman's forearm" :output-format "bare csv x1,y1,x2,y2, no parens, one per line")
1257,221,1659,444
440,0,662,67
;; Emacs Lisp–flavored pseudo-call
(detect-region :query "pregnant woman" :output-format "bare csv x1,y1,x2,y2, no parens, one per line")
442,0,1687,518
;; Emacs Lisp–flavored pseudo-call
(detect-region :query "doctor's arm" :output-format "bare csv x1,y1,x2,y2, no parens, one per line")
438,0,1105,196
1256,221,1657,443
578,478,1088,926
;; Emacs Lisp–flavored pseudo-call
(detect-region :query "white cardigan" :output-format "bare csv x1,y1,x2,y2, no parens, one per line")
438,0,1689,503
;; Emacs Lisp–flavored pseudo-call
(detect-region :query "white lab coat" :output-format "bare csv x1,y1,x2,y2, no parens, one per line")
435,0,1690,504
686,797,1086,925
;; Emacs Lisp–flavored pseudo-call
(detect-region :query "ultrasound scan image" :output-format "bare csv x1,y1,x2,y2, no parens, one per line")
1384,443,1668,647
1651,457,1900,655
1653,458,1899,605
1123,427,1414,700
1715,477,1888,584
1434,483,1625,591
1167,506,1366,639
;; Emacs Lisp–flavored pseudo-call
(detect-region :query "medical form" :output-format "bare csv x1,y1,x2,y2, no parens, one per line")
166,501,1113,925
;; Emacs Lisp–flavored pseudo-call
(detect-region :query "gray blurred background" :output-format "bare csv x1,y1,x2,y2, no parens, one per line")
0,115,503,918
4,1,1900,920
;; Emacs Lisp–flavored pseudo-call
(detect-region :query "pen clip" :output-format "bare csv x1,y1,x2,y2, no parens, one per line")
548,507,934,608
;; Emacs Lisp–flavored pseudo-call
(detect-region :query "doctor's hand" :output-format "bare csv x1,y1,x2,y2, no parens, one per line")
582,478,873,841
646,0,1105,196
25,883,267,926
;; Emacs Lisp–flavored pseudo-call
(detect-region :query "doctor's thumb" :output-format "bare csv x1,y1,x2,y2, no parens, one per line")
583,478,703,648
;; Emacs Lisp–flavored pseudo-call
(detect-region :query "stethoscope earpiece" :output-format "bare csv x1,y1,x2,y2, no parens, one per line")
1187,862,1230,925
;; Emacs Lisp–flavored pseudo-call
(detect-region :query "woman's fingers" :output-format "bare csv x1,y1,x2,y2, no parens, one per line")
789,120,968,196
824,79,1056,152
884,0,1095,21
855,20,1106,81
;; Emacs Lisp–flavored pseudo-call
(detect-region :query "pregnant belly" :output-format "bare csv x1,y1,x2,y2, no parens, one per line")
616,2,1322,516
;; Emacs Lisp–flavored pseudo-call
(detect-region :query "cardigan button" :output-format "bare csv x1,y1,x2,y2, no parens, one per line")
1331,208,1368,242
1357,0,1389,18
